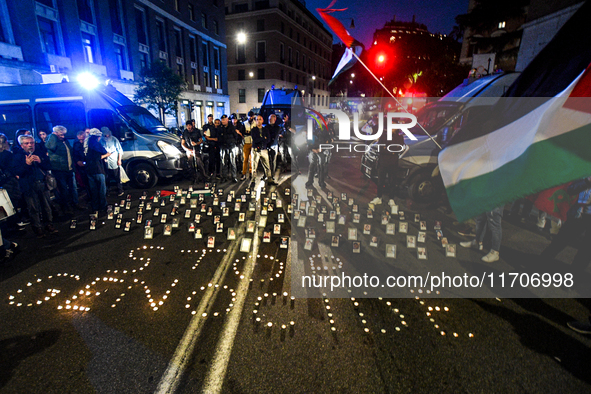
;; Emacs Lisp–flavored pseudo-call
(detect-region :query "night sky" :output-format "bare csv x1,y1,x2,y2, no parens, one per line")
305,0,470,47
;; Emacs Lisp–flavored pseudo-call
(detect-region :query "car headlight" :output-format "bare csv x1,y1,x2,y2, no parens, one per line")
157,141,182,157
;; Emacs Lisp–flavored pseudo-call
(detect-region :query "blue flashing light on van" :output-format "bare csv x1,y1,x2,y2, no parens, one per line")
0,81,184,188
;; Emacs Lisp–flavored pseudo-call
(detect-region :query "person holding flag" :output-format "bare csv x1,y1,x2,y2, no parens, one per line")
437,1,591,224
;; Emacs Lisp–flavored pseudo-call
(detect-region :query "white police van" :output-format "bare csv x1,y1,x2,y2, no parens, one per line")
0,80,184,188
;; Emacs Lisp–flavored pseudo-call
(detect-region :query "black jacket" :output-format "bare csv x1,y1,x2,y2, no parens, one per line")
11,150,51,193
203,123,217,147
218,124,238,148
234,121,246,141
265,123,281,148
378,129,405,161
251,126,269,150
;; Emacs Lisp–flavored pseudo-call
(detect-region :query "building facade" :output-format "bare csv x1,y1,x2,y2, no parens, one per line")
224,0,332,118
368,16,461,97
0,0,228,129
514,0,583,71
459,0,583,73
458,0,528,72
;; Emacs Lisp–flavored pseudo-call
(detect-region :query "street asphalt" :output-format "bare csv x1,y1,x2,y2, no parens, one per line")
0,149,590,394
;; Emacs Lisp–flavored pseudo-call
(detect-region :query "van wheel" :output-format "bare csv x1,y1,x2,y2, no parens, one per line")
407,171,435,203
130,163,158,189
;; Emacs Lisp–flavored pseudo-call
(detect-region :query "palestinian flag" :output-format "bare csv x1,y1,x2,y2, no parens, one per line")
438,1,591,222
329,45,363,86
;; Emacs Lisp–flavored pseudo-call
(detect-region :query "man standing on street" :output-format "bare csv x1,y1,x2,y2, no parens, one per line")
100,127,124,197
305,121,330,189
218,114,239,183
84,129,111,215
45,125,79,214
73,129,90,205
181,120,208,184
202,114,219,178
251,115,277,186
460,207,504,263
231,114,245,176
11,135,58,237
241,111,256,180
265,114,281,176
369,119,405,210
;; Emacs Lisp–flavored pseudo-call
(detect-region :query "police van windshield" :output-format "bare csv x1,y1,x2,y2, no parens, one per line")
118,106,166,134
410,103,461,136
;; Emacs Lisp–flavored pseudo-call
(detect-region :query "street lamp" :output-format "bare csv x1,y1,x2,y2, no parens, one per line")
237,32,246,44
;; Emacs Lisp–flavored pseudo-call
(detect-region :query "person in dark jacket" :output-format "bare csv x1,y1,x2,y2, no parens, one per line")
218,114,239,182
0,133,26,231
250,115,277,186
45,125,79,213
231,114,245,177
36,130,49,158
11,135,57,237
265,114,281,176
11,129,32,156
368,119,405,209
203,115,220,178
84,128,111,214
73,129,90,204
181,120,208,184
278,114,297,174
305,121,331,189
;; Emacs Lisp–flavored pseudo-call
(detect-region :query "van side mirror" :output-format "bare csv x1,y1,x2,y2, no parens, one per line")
119,125,134,141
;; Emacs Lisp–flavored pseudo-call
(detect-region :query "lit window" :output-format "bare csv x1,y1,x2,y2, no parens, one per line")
498,21,506,29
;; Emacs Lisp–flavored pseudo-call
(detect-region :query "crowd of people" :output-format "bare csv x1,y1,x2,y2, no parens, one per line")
0,126,126,248
180,110,331,188
0,109,333,257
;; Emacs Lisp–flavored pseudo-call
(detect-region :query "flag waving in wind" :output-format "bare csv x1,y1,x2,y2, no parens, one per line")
329,45,363,86
438,1,591,223
317,2,364,86
317,1,360,48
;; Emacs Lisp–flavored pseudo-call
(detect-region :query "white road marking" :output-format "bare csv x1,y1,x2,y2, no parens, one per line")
200,176,289,393
155,218,246,394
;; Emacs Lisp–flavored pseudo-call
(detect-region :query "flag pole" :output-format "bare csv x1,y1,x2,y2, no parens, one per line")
350,50,442,150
